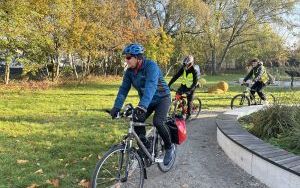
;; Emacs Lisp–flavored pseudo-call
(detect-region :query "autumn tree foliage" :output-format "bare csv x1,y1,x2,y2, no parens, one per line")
0,0,298,83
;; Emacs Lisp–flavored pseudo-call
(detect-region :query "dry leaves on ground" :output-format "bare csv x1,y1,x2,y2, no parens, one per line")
26,183,39,188
17,160,29,164
34,169,43,174
46,179,60,187
78,179,90,188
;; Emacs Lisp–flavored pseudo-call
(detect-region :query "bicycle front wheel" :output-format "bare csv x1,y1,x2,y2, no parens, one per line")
91,144,144,188
231,94,250,109
190,97,202,120
169,99,181,117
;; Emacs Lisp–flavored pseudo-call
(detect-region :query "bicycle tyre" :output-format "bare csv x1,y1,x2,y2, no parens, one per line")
257,93,276,105
157,135,176,172
189,97,202,120
267,93,276,104
91,144,144,188
230,94,250,109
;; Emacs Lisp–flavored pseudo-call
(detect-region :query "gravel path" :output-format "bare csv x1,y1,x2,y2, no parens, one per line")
144,110,268,188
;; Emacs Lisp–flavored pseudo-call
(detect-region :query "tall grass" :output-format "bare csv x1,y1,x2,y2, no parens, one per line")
240,104,300,155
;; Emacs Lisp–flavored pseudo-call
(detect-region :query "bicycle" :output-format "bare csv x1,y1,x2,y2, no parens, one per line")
169,88,202,120
91,104,176,188
230,83,276,109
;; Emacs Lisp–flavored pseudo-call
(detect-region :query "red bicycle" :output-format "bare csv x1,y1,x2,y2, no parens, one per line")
169,89,202,120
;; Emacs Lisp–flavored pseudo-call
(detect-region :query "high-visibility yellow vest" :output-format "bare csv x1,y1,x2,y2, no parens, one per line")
256,66,268,83
181,70,193,88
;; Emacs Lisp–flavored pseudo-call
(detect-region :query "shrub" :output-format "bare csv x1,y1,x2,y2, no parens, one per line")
240,105,300,154
250,105,298,138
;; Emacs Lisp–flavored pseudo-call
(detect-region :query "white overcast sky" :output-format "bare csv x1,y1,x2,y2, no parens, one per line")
278,2,300,48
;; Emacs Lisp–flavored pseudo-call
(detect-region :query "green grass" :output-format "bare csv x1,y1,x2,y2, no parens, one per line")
0,74,300,187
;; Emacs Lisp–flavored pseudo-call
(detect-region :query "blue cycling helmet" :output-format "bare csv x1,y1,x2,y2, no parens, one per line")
122,43,145,55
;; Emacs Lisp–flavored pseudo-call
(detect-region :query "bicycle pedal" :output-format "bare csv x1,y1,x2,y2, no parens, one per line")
154,158,163,163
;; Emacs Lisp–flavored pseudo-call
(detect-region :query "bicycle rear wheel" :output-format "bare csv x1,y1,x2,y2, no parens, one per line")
266,93,276,104
231,94,250,109
91,144,144,188
156,135,176,172
189,97,202,120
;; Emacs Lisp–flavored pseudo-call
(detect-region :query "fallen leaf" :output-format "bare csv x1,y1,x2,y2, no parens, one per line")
17,160,29,164
26,183,39,188
46,179,59,187
78,179,90,188
82,157,87,161
88,154,93,158
34,169,43,174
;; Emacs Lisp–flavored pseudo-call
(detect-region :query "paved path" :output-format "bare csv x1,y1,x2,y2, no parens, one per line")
144,110,268,188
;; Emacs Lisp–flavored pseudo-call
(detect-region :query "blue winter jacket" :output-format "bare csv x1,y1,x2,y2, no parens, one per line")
113,58,170,109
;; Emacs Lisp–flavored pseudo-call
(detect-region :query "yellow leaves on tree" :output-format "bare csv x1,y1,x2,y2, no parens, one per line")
145,28,174,67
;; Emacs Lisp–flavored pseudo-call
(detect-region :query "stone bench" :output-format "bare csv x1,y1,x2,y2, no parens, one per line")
216,107,300,188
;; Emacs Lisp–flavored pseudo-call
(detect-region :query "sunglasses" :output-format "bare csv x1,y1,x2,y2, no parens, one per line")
125,56,133,60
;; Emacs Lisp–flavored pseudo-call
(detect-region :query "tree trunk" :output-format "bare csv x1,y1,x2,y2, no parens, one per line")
4,61,10,85
51,60,55,82
211,49,217,75
55,57,60,80
165,63,177,77
70,54,78,79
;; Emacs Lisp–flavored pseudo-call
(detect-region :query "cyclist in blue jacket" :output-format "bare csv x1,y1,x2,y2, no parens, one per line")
110,43,175,166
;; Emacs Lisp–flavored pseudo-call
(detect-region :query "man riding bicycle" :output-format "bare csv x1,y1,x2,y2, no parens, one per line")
110,43,175,166
168,55,199,119
243,58,269,104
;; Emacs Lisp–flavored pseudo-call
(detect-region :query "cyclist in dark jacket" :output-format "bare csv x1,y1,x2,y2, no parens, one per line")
110,43,175,165
168,55,199,119
243,58,269,103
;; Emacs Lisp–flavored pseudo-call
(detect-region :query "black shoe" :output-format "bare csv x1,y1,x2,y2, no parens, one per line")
163,144,175,166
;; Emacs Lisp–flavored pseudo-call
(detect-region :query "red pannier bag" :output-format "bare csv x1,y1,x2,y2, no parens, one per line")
175,117,187,144
166,115,187,145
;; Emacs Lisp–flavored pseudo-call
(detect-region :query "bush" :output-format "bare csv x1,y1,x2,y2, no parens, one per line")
241,105,300,154
250,105,298,138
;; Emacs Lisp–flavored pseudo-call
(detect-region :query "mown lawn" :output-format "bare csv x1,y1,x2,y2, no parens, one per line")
0,74,299,187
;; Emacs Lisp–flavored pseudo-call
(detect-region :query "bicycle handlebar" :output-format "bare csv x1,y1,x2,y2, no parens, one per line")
104,104,152,126
103,109,126,119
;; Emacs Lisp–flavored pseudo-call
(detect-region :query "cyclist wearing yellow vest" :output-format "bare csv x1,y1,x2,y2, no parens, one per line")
168,55,199,119
243,58,269,102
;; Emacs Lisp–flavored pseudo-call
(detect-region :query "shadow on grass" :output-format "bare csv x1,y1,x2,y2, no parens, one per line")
57,83,121,91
